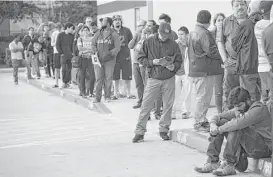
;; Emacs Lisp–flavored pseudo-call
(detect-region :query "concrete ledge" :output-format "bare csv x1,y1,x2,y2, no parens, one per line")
18,76,112,115
170,129,272,177
0,68,25,74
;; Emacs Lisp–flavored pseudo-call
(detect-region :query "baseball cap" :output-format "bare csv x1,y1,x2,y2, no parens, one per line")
158,23,172,39
113,15,122,21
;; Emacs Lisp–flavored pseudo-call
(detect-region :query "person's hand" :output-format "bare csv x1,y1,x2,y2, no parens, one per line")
158,57,170,66
210,123,219,137
166,64,175,71
153,59,160,65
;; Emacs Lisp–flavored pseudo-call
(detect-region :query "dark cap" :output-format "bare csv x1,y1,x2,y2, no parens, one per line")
158,23,172,39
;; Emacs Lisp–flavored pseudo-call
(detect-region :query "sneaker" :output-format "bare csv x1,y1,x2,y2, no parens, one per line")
159,132,170,141
61,83,67,89
111,96,118,100
133,103,141,109
213,162,236,176
52,85,58,88
181,112,191,119
105,98,111,103
132,134,144,143
235,149,248,172
194,162,220,173
194,122,210,132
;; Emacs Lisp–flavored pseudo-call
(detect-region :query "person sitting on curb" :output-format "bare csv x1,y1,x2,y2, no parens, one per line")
194,86,272,176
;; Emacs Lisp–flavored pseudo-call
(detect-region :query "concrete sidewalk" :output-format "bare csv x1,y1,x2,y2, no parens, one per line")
17,72,269,176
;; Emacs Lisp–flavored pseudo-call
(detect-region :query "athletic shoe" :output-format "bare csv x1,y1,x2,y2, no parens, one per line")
132,134,144,143
194,162,220,173
159,132,170,140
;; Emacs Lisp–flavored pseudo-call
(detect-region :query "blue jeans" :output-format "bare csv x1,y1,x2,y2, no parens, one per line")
94,60,115,102
207,119,271,164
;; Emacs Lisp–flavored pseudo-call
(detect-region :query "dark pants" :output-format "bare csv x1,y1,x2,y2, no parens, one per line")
133,63,146,104
223,66,261,111
79,58,95,95
12,59,27,82
46,53,54,77
94,60,115,102
207,120,271,165
61,55,72,84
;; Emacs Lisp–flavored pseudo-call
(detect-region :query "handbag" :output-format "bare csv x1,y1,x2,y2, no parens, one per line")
72,55,81,68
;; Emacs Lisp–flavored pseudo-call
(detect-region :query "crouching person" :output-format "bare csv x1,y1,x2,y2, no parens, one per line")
195,86,272,176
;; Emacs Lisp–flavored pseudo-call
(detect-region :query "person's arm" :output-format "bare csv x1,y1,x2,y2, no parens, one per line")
51,32,57,47
18,42,24,52
9,42,18,52
77,38,90,55
218,105,262,133
172,43,183,73
137,39,154,67
261,30,273,68
200,34,222,60
128,34,140,49
210,108,237,126
91,32,99,54
110,31,121,56
56,33,63,55
216,22,228,63
22,35,28,50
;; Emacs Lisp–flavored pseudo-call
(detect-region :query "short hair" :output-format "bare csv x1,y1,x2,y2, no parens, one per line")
64,22,75,30
158,13,171,23
82,26,90,31
178,26,189,34
213,13,226,25
99,18,103,22
152,24,159,34
228,86,250,106
14,34,22,40
28,27,34,31
148,20,157,26
55,22,63,29
197,10,211,24
231,0,247,6
105,17,113,26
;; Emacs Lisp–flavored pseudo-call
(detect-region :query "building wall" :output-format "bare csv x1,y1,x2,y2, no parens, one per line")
97,5,148,32
153,0,233,32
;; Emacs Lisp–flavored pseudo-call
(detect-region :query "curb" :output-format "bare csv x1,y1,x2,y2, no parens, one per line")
0,68,25,74
18,76,112,115
170,129,271,177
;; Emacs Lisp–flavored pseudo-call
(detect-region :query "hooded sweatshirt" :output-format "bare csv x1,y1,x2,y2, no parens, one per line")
91,28,121,63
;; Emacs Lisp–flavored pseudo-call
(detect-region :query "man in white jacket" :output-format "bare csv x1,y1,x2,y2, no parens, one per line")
172,26,193,119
